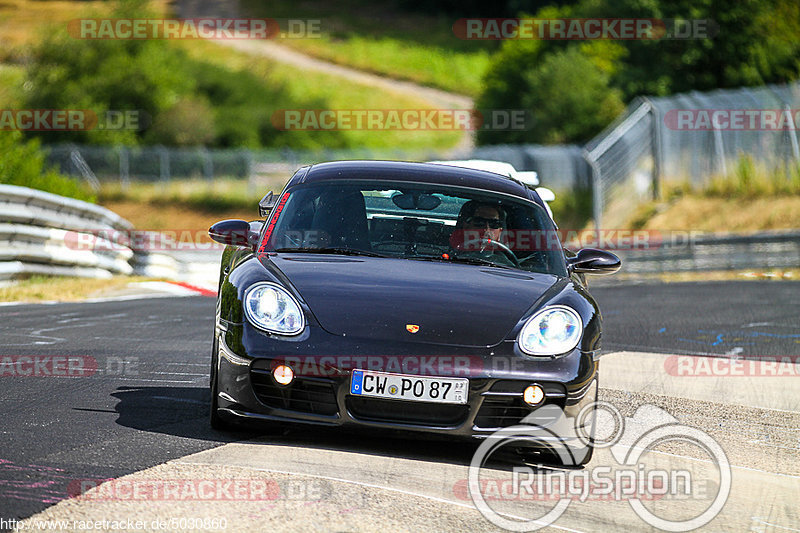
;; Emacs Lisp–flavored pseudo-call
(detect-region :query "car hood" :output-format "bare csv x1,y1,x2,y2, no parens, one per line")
268,254,560,347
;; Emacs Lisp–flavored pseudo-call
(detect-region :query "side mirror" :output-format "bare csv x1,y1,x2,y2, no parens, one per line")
535,187,555,202
516,171,539,186
209,219,261,248
259,191,276,217
566,248,621,275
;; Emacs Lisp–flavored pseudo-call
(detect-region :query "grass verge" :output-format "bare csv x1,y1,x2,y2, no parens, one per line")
0,0,120,60
239,0,492,97
179,39,463,151
0,275,158,303
627,157,800,232
98,178,275,230
594,268,799,285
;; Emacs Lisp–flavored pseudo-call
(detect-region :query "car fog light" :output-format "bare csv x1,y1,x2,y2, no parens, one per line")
523,384,545,407
273,365,294,385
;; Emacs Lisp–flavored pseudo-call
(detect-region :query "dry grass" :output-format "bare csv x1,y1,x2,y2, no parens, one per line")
101,200,255,232
97,177,279,231
0,275,155,303
629,196,800,232
603,268,800,284
0,0,170,47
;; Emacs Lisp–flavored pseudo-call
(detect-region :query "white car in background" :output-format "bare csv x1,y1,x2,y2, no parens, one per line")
428,160,556,220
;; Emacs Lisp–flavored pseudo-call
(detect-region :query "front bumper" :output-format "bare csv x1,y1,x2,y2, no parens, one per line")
214,323,598,440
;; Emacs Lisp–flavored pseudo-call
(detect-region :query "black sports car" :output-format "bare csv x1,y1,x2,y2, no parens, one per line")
208,160,620,464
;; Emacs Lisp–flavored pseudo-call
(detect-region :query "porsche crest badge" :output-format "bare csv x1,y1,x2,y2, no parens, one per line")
406,324,420,334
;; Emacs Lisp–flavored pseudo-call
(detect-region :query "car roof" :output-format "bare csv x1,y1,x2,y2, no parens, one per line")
288,160,534,201
428,159,516,177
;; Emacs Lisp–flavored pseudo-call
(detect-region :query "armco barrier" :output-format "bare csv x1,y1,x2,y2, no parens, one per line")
2,185,795,281
0,184,135,280
616,230,800,273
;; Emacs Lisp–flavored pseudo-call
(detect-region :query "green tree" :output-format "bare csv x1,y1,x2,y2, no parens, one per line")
477,7,626,144
476,0,800,145
586,0,800,98
521,47,625,143
24,1,193,145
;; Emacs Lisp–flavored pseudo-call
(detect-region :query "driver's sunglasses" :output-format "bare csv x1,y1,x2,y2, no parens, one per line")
465,216,503,229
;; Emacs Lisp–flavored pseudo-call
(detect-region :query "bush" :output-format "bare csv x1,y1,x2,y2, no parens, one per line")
522,48,625,144
549,187,593,230
22,0,346,149
145,97,216,146
704,154,800,197
0,131,95,202
23,1,191,145
476,4,626,146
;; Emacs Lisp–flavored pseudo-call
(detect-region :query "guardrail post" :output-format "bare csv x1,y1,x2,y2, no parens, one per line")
712,127,727,177
643,97,662,201
119,146,130,190
202,147,213,182
785,104,800,164
584,151,602,230
244,149,256,196
158,145,170,182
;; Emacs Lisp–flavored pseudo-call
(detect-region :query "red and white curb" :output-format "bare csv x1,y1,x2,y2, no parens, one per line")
139,280,217,297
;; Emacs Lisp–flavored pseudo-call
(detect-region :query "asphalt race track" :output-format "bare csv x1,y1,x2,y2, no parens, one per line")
1,281,798,531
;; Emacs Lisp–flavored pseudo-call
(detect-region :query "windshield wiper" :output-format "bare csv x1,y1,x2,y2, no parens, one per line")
274,247,388,258
407,254,514,270
448,256,514,269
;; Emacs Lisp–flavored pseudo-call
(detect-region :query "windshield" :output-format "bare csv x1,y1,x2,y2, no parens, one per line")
262,180,567,276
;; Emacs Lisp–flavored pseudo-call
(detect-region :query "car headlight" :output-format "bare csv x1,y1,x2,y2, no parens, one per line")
518,305,582,356
243,282,304,335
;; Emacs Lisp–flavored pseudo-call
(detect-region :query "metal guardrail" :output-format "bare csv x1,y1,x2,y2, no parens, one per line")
615,231,800,273
585,81,800,228
0,185,134,280
2,183,795,282
44,143,589,193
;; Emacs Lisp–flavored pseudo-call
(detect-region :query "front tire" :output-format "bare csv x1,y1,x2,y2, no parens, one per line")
209,336,232,431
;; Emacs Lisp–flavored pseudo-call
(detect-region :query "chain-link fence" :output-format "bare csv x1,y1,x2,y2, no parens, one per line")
585,81,800,228
44,143,589,193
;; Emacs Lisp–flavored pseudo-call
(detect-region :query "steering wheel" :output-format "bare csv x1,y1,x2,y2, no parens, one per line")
373,240,446,256
518,251,549,268
481,239,521,268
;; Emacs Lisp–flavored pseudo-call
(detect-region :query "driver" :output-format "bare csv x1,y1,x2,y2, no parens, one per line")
452,201,515,267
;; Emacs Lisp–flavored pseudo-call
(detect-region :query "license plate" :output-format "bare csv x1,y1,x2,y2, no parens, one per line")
350,369,468,405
